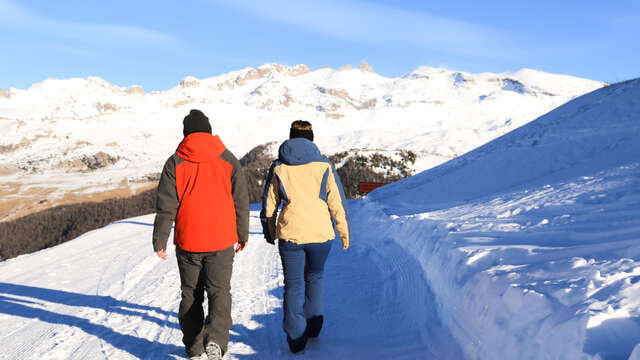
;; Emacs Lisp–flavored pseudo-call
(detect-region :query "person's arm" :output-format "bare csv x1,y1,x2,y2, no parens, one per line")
153,156,180,258
225,151,250,252
260,162,281,244
326,164,350,250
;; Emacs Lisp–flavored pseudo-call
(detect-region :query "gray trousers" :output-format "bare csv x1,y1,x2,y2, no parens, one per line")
176,245,234,357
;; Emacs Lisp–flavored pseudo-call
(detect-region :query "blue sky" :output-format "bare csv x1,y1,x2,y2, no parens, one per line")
1,0,638,91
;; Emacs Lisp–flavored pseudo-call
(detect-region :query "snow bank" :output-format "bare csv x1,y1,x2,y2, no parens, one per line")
355,79,640,359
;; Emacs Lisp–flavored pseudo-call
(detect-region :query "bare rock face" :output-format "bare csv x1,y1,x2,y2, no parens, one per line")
125,85,144,95
235,69,265,86
339,64,353,71
236,64,311,86
328,88,350,99
81,152,120,170
0,138,33,154
358,98,377,110
0,88,8,98
359,60,374,73
179,77,201,88
58,152,120,171
95,102,119,113
289,64,310,77
143,173,161,181
0,143,16,153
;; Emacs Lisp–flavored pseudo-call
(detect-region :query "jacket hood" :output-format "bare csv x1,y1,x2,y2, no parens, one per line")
278,138,326,165
176,133,226,163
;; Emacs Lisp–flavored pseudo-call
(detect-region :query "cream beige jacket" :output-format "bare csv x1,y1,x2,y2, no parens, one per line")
260,138,350,247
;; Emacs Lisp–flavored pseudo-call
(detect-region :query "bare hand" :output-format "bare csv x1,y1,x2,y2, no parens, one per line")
342,244,349,251
156,249,168,260
236,242,248,253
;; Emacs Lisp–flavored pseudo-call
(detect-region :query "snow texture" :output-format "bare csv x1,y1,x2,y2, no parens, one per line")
360,79,640,359
1,76,637,359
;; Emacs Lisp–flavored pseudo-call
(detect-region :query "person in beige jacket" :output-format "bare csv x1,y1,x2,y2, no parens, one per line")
260,120,350,353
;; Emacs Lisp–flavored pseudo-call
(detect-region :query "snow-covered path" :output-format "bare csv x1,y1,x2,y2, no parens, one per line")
0,210,462,359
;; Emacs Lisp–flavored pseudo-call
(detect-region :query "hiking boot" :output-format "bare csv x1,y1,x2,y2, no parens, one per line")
205,342,222,360
189,354,205,360
287,333,308,354
306,315,324,338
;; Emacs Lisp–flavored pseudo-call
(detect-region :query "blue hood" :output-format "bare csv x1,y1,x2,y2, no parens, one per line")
278,138,326,165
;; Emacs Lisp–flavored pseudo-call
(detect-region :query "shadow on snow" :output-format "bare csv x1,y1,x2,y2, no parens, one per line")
228,236,464,359
0,282,184,359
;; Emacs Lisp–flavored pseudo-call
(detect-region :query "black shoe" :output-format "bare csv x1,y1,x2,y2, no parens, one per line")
306,315,323,338
287,332,308,354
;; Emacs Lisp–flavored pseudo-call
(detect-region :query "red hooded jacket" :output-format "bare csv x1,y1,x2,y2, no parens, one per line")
153,133,249,252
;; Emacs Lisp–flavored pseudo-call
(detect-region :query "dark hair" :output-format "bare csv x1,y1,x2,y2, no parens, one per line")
289,120,313,141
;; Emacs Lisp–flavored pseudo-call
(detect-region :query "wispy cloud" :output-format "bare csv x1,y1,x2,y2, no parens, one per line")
0,0,178,48
212,0,524,60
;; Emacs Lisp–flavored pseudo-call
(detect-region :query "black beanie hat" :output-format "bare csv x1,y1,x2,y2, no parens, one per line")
183,109,212,137
289,120,314,142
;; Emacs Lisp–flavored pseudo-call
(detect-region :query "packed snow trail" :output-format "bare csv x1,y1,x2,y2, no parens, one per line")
0,210,463,359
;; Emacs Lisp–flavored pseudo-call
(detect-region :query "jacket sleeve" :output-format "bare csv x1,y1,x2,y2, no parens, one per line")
326,164,350,247
153,155,179,251
230,154,250,244
260,162,281,244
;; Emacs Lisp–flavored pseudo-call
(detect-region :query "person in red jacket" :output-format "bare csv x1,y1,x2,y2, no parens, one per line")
153,109,249,360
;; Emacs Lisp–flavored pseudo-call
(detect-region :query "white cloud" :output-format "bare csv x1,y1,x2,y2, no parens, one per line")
0,0,178,48
212,0,523,59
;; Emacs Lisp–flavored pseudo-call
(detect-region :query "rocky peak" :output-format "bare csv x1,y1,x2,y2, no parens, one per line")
359,60,373,73
289,64,311,77
124,85,144,95
179,76,201,88
339,64,353,71
231,64,310,87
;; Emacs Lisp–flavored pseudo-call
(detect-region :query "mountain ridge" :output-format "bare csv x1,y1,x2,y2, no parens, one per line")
0,63,605,220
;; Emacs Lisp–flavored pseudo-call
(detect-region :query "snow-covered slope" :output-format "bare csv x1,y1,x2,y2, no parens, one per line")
0,78,637,359
357,78,640,359
0,63,603,220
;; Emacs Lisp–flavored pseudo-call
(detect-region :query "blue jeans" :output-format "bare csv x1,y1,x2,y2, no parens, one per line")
278,239,332,339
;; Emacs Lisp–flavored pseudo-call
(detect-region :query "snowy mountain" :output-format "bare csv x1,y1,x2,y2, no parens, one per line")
0,77,637,358
0,63,604,220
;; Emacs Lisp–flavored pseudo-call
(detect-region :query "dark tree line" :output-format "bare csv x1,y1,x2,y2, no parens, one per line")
0,190,156,261
238,145,417,202
329,150,416,198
